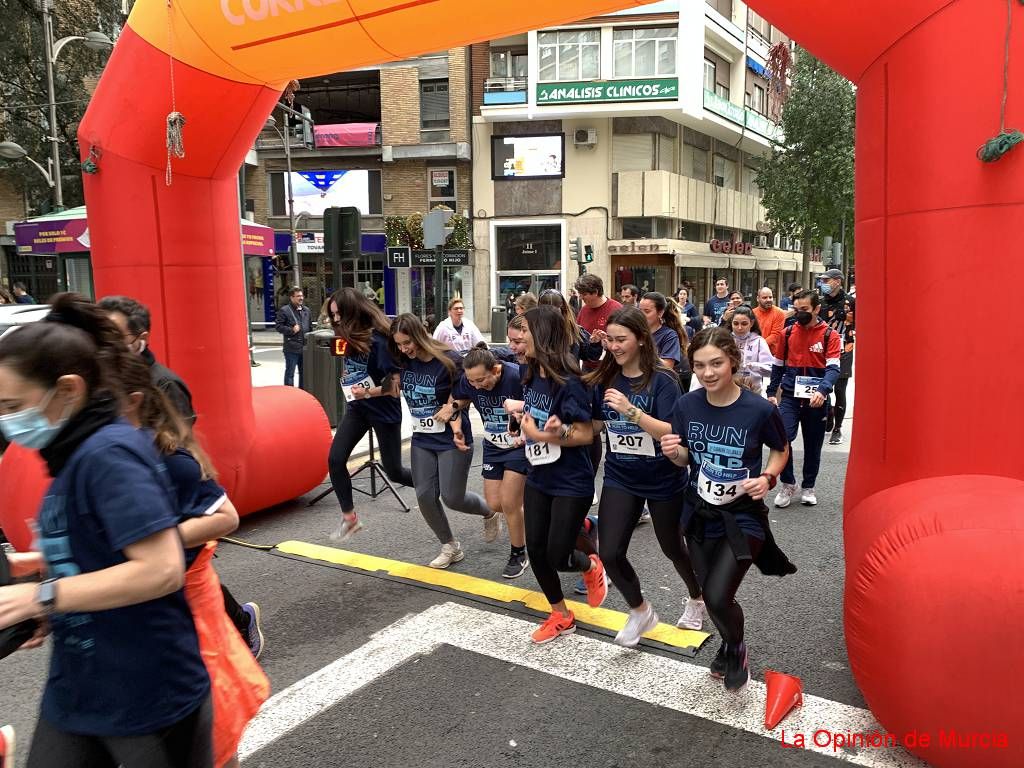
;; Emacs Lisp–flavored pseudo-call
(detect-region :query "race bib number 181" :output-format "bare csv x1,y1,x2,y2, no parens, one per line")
525,439,560,466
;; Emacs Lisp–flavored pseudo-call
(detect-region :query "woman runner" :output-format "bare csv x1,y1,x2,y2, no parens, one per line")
661,327,793,690
390,314,495,568
504,306,607,644
326,287,413,542
585,307,705,646
639,291,692,393
451,344,530,578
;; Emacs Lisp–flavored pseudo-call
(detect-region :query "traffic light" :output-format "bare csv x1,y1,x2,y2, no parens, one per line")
583,244,594,264
324,206,362,261
568,237,583,261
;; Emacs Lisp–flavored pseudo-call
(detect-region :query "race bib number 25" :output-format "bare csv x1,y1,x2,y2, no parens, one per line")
794,375,822,399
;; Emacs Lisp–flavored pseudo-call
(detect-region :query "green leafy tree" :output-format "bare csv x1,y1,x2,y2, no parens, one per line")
0,1,122,214
757,51,855,286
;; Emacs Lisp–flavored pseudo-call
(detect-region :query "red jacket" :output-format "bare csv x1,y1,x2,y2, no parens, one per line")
767,320,842,396
753,305,787,358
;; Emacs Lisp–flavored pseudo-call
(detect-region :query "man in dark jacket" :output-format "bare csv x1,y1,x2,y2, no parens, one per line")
275,286,312,388
818,268,855,444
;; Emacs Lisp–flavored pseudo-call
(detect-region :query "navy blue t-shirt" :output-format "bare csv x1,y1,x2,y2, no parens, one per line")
704,295,731,323
522,367,594,498
36,422,209,737
400,351,472,451
452,361,525,465
599,370,686,501
652,324,681,363
670,388,788,539
162,448,228,567
343,331,403,424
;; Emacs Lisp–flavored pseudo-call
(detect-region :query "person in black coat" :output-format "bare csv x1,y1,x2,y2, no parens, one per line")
275,286,312,388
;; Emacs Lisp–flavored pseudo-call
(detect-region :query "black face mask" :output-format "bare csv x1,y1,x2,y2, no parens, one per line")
796,310,814,325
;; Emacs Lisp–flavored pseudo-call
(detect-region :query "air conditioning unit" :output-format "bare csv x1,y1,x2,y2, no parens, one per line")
792,238,802,252
772,233,781,249
756,235,768,248
574,128,597,147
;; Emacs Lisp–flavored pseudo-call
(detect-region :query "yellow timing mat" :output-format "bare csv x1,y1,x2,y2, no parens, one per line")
275,540,711,654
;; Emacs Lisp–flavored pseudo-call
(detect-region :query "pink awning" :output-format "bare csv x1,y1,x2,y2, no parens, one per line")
314,123,381,148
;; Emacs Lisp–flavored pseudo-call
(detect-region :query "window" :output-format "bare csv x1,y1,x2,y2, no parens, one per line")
621,218,655,238
538,29,600,82
613,27,677,77
704,51,731,98
613,133,654,172
745,83,767,115
703,59,716,92
742,165,761,197
713,154,737,189
428,168,457,209
681,143,708,181
656,134,676,172
490,50,528,79
679,221,703,241
496,224,561,271
270,170,383,216
747,9,771,41
420,80,450,130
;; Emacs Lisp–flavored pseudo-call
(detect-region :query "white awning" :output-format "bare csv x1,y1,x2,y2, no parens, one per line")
729,255,757,269
755,258,780,270
673,252,730,269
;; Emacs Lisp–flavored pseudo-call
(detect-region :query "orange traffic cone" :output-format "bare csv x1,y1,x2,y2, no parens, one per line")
764,670,803,729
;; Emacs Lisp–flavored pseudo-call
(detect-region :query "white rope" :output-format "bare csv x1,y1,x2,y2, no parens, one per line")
164,0,184,185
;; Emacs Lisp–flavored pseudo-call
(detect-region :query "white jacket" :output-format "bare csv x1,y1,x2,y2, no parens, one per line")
432,317,483,352
690,332,773,395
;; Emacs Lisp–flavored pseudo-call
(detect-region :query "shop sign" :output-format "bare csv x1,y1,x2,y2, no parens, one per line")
14,218,89,254
537,78,679,105
431,170,451,188
710,239,753,255
409,248,471,267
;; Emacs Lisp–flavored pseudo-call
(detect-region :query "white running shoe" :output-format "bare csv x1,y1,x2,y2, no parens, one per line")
801,487,818,506
483,512,501,543
774,483,797,508
330,515,363,542
676,597,705,630
429,541,465,569
614,602,659,648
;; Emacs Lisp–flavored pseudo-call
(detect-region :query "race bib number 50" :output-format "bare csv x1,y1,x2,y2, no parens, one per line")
525,439,560,466
794,375,822,400
412,412,446,434
697,462,749,506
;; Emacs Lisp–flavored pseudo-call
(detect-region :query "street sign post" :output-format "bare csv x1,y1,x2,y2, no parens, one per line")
386,246,411,269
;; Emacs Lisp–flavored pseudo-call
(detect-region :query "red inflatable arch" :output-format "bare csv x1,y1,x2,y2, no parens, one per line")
0,1,1020,764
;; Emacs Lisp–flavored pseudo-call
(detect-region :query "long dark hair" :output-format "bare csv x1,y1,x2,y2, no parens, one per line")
0,293,133,399
326,286,391,357
643,291,688,356
584,306,668,393
388,313,456,377
730,305,763,336
538,289,581,346
688,326,741,374
522,305,580,387
463,342,498,372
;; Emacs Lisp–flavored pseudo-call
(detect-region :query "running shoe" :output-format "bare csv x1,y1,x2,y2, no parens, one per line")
483,512,501,543
582,554,609,608
614,602,659,648
502,550,529,579
800,488,818,506
829,429,843,445
0,724,14,768
637,507,652,525
676,596,705,631
774,483,797,508
241,602,264,660
724,642,750,691
531,610,576,644
330,514,364,542
708,642,727,679
429,541,465,569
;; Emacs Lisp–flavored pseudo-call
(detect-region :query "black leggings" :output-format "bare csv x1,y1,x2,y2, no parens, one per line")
221,583,249,638
832,377,849,430
686,534,763,647
328,407,413,512
588,434,603,478
524,485,592,605
598,487,700,608
28,696,213,768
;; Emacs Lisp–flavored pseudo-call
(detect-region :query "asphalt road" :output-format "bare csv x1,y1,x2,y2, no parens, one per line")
2,350,913,768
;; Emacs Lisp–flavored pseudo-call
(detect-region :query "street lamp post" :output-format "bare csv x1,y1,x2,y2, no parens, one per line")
40,1,112,211
264,113,301,290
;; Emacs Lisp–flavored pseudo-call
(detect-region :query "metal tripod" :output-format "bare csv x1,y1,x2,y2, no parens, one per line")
308,428,409,511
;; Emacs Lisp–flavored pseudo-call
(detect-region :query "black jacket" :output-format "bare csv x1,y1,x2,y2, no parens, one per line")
141,348,196,426
276,303,313,354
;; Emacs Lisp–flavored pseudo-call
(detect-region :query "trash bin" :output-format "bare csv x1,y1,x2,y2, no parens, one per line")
491,306,508,342
303,329,345,427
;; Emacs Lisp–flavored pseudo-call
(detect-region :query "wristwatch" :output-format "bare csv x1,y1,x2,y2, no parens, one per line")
36,578,59,618
760,472,778,490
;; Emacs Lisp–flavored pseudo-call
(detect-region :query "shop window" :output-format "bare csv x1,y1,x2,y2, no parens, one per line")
495,224,561,272
538,29,600,82
621,218,655,238
679,221,703,241
613,133,654,172
428,168,457,210
713,226,734,241
613,27,677,78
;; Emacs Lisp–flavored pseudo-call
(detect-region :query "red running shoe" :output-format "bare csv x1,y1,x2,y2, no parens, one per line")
582,554,608,608
0,724,15,768
531,610,576,644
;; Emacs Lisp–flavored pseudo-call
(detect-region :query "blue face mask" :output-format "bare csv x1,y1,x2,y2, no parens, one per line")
819,282,834,295
0,389,67,450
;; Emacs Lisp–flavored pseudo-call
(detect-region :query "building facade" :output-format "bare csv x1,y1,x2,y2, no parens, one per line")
470,0,826,320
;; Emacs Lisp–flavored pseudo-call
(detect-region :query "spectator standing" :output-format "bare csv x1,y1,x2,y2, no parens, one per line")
702,277,731,325
619,284,640,306
752,287,787,358
780,282,801,316
0,287,13,304
575,274,622,369
275,287,312,388
12,283,34,305
432,297,484,353
818,269,855,444
514,292,538,316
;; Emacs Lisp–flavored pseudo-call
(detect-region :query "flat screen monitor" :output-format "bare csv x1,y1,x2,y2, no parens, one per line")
491,134,565,180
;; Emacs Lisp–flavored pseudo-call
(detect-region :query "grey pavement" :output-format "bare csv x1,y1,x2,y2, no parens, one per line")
0,345,882,768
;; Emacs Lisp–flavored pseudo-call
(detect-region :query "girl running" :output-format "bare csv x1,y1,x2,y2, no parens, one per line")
390,314,495,568
639,291,692,393
0,294,212,767
662,327,793,691
326,287,413,541
730,306,774,395
451,344,530,578
504,306,607,644
585,307,704,646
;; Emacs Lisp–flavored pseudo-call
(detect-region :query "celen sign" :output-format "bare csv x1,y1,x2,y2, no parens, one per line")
536,78,679,105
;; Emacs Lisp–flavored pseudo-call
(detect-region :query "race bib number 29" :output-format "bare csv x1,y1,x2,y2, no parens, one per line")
341,375,373,403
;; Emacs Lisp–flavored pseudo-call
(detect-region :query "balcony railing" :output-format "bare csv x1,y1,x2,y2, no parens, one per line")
702,89,781,140
484,76,527,105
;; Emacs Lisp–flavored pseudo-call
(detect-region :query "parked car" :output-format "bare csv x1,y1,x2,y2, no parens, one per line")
0,304,51,340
